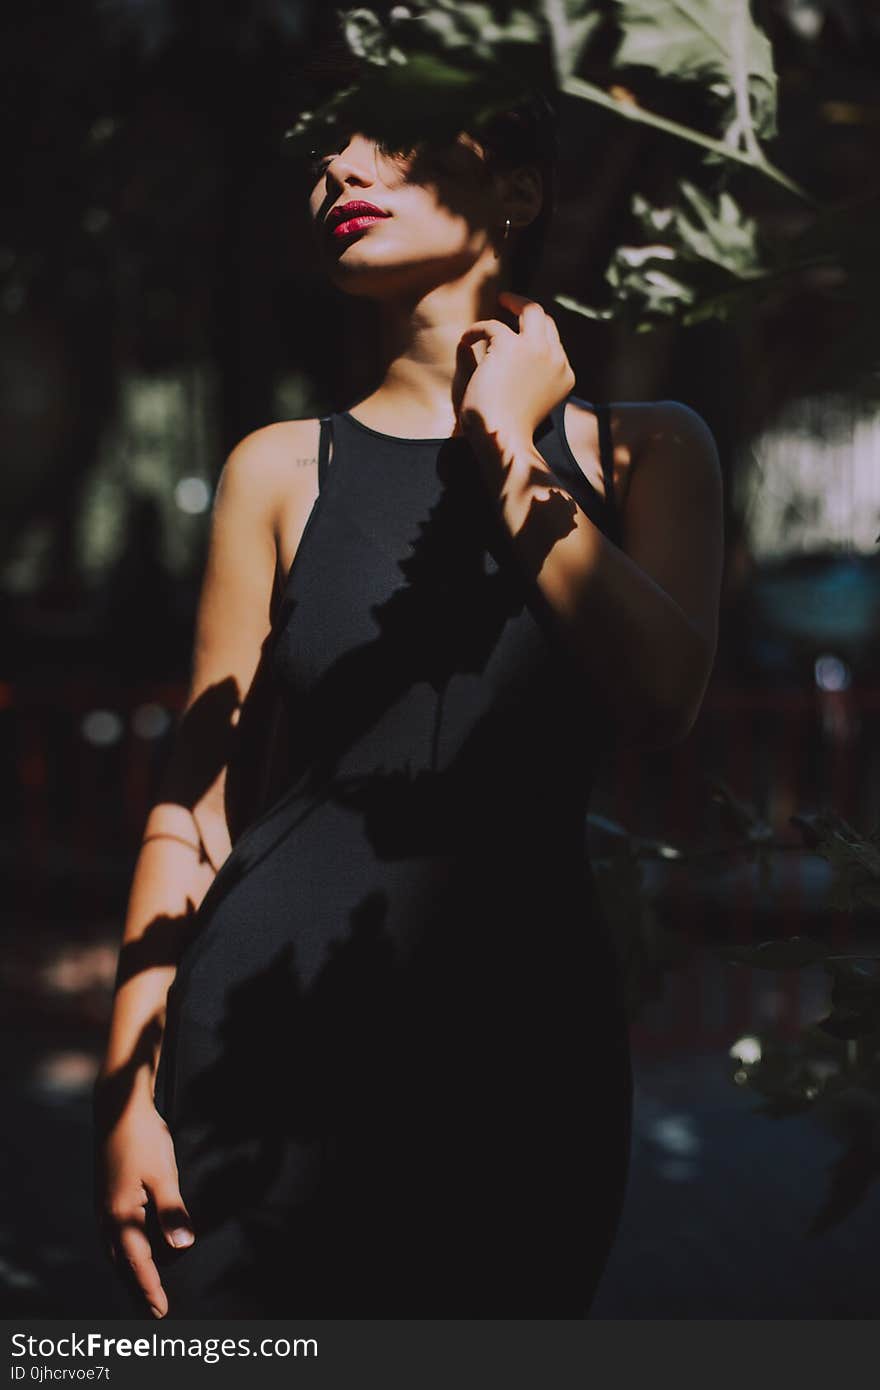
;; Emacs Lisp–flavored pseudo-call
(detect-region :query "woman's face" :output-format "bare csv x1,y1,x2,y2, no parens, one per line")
305,129,504,298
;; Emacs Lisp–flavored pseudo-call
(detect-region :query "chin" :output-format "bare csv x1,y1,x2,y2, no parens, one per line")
325,257,410,298
324,246,480,300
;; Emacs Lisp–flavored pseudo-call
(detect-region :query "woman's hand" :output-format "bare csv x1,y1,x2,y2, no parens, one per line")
94,1093,195,1318
452,289,576,459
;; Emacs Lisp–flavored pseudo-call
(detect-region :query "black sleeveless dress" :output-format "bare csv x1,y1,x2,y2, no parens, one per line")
147,396,633,1317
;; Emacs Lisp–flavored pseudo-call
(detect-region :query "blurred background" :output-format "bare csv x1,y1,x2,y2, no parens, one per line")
3,0,880,1318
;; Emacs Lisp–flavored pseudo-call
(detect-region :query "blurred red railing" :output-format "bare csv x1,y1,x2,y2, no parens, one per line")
596,680,880,1054
3,675,877,1056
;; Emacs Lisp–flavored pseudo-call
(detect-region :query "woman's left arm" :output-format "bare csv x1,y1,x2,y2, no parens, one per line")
503,401,725,749
456,296,725,750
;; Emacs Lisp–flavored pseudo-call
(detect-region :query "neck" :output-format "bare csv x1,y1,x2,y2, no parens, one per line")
353,265,510,437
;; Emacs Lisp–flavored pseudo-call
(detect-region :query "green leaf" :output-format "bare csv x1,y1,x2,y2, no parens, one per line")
371,1,548,86
343,7,405,64
613,0,778,154
657,181,766,274
283,50,526,160
560,70,809,199
793,808,880,913
287,3,810,207
555,178,771,328
715,936,829,969
553,292,616,322
541,0,603,81
282,82,361,157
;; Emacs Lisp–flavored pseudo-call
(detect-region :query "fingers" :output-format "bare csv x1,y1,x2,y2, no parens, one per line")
517,301,548,341
458,319,517,370
542,312,562,349
498,289,546,337
455,332,486,373
113,1199,169,1318
148,1170,196,1252
99,1163,195,1319
458,320,516,348
498,290,567,356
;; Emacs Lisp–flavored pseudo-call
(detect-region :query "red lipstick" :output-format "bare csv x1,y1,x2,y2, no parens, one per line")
326,200,391,240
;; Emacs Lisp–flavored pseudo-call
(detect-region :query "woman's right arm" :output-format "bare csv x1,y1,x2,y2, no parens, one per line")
92,419,318,1318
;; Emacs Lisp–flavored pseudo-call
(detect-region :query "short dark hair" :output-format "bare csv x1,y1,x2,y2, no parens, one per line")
469,92,559,294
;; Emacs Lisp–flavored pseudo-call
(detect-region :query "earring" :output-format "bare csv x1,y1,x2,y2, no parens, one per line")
502,215,511,242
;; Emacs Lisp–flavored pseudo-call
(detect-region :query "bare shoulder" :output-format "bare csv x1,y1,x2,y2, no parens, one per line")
562,397,720,509
220,417,322,506
624,399,723,515
219,417,324,589
625,399,720,461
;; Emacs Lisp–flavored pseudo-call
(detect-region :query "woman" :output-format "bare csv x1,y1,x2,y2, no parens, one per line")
93,93,724,1318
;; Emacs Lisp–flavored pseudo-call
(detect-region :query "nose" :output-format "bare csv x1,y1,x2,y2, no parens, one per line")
324,135,376,189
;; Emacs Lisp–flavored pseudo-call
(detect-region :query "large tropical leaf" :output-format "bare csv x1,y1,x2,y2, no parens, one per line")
282,1,817,340
284,51,524,157
540,0,603,80
555,177,771,328
613,0,778,155
283,3,547,157
283,2,808,199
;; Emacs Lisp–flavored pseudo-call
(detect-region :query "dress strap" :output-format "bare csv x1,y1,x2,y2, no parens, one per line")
318,415,332,489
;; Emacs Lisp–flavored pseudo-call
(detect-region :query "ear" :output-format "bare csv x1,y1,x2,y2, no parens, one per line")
496,164,543,231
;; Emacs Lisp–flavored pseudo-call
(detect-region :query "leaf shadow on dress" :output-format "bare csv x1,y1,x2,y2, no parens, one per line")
122,424,632,1317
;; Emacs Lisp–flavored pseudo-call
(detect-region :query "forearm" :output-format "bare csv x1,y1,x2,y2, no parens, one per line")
96,801,223,1116
473,433,712,746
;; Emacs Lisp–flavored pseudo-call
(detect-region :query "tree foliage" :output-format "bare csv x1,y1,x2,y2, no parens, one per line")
282,0,880,399
595,779,880,1230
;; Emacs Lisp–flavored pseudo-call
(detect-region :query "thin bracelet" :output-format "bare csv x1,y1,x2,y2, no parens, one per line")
141,831,204,855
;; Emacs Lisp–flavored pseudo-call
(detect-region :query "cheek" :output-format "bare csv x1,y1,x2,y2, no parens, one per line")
396,193,485,253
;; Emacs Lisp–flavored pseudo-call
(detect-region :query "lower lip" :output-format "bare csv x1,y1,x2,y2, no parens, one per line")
330,214,389,240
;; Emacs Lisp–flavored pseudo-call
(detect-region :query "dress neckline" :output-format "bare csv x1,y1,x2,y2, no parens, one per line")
340,409,453,446
339,402,617,531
